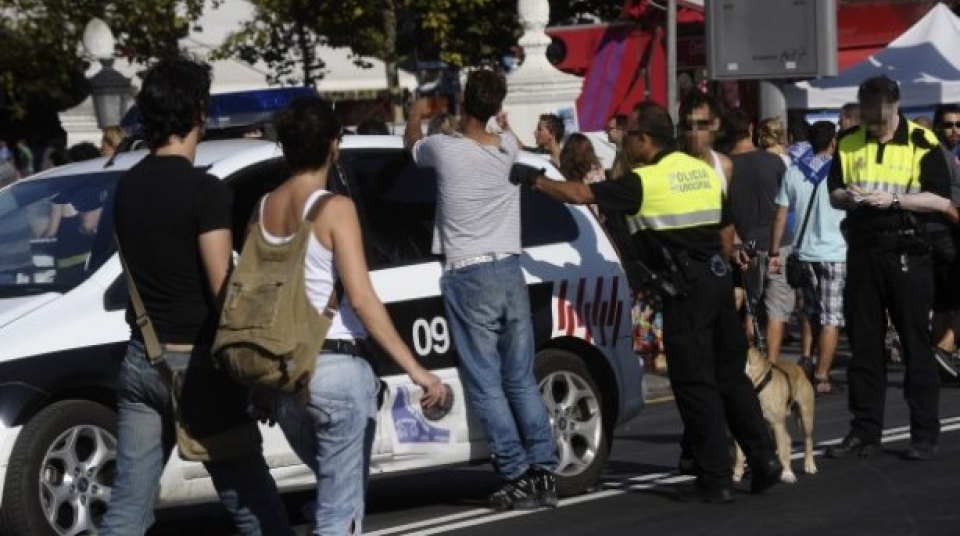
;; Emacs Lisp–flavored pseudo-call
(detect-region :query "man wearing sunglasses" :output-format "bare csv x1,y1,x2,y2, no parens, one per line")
930,103,960,383
527,101,780,504
826,76,955,462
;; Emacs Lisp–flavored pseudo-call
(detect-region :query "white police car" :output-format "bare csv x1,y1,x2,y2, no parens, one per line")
0,136,643,535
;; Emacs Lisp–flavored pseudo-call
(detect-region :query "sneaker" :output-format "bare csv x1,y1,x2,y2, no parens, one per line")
933,347,959,383
488,474,540,511
528,467,559,508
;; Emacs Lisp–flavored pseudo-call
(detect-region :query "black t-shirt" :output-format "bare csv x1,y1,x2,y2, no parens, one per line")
590,152,732,269
827,118,951,240
114,154,232,344
727,150,787,251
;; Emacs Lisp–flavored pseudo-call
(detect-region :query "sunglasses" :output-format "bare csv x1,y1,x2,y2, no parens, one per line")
938,121,960,130
680,119,714,131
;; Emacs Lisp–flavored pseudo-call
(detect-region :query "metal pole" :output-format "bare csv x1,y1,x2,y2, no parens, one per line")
667,0,677,121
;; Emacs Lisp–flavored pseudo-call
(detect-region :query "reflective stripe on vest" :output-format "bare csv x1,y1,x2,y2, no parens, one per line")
838,121,938,194
627,151,723,234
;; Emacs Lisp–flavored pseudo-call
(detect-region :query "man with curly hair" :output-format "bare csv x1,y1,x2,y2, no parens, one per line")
102,56,292,535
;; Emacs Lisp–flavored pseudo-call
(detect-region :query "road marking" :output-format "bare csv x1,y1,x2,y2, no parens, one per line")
365,509,491,536
374,416,960,535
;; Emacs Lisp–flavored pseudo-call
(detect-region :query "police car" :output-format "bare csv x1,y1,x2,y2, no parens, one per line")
0,118,642,536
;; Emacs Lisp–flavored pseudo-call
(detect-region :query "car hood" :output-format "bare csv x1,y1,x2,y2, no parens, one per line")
0,293,59,329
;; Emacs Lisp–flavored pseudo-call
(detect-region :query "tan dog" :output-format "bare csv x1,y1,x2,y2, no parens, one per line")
734,348,817,484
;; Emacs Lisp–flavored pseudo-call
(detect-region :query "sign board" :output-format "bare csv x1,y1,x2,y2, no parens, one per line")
706,0,837,80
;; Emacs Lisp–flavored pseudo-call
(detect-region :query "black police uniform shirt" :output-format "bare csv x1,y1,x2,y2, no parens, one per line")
827,114,951,242
113,154,233,345
589,149,733,269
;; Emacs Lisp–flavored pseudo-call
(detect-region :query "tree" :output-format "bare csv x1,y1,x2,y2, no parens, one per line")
210,0,327,86
0,0,214,132
213,0,522,120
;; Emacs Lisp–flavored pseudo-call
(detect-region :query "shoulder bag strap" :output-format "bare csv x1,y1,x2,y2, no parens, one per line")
115,235,164,362
794,179,823,250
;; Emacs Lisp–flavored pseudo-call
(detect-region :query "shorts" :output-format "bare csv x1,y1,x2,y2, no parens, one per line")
801,261,846,327
744,247,796,322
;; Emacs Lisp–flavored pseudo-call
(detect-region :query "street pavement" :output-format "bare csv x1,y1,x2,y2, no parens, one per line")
150,335,960,536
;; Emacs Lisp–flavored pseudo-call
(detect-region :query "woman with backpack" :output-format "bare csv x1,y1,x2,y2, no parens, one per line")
259,96,447,535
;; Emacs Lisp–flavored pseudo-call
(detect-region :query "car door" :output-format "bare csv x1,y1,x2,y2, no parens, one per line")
338,148,474,471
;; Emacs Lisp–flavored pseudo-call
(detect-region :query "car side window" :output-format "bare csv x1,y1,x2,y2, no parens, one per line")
338,150,579,269
340,150,439,269
520,186,579,247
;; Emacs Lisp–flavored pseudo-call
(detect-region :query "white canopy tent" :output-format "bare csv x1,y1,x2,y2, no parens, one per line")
784,3,960,110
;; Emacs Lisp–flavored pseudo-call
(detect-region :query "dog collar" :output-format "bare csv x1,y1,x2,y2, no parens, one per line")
754,367,774,394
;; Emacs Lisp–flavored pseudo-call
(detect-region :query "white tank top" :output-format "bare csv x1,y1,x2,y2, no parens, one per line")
710,150,728,193
258,189,367,341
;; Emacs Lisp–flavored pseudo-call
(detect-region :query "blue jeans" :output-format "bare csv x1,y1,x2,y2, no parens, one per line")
440,255,558,480
274,352,379,536
99,340,292,536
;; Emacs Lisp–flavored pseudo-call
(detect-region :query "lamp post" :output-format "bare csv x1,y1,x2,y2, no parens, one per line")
83,19,132,129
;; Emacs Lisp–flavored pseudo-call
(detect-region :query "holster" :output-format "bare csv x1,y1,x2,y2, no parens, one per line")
663,249,695,298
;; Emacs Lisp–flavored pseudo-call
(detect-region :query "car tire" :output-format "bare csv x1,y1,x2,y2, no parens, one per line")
535,349,610,497
1,400,118,536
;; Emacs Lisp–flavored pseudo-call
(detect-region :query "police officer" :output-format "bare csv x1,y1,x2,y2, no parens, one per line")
826,75,954,461
529,101,781,502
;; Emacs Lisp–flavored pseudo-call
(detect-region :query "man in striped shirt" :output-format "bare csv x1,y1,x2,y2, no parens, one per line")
405,70,559,512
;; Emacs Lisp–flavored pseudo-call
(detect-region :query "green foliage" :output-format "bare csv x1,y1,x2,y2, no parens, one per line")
210,0,328,86
0,0,214,119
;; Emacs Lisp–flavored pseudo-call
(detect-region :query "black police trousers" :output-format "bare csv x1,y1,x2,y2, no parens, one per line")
844,247,940,445
662,259,776,490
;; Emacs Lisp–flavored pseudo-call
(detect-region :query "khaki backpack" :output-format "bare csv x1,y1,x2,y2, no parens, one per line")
213,192,339,399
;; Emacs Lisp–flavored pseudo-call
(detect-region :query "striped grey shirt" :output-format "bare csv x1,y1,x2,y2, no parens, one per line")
412,131,521,261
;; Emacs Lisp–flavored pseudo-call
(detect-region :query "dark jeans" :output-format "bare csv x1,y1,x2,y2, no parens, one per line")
662,260,776,490
844,248,940,445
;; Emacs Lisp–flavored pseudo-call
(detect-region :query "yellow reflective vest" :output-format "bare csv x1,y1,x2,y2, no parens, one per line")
627,151,724,234
837,120,939,194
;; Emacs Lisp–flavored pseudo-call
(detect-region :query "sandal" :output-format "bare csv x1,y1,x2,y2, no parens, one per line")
814,374,835,396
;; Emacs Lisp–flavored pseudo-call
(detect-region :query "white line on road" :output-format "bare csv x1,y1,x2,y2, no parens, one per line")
376,416,960,535
365,509,491,536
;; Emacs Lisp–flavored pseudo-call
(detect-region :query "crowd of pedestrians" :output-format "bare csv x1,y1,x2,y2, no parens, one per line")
80,50,960,534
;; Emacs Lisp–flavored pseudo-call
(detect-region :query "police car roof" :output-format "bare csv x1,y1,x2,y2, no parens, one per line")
28,135,561,183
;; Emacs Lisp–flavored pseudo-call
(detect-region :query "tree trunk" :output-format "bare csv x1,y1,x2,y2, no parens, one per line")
297,21,316,87
383,0,403,122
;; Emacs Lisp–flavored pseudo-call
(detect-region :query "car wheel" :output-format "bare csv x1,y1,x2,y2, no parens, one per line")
536,349,610,497
1,400,117,536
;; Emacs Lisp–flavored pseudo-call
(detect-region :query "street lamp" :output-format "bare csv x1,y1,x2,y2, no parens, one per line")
83,19,132,129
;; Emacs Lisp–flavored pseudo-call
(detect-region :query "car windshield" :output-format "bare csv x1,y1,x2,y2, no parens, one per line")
0,171,121,297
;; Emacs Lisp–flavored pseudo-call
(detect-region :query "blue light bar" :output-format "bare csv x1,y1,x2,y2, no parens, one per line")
120,86,320,132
